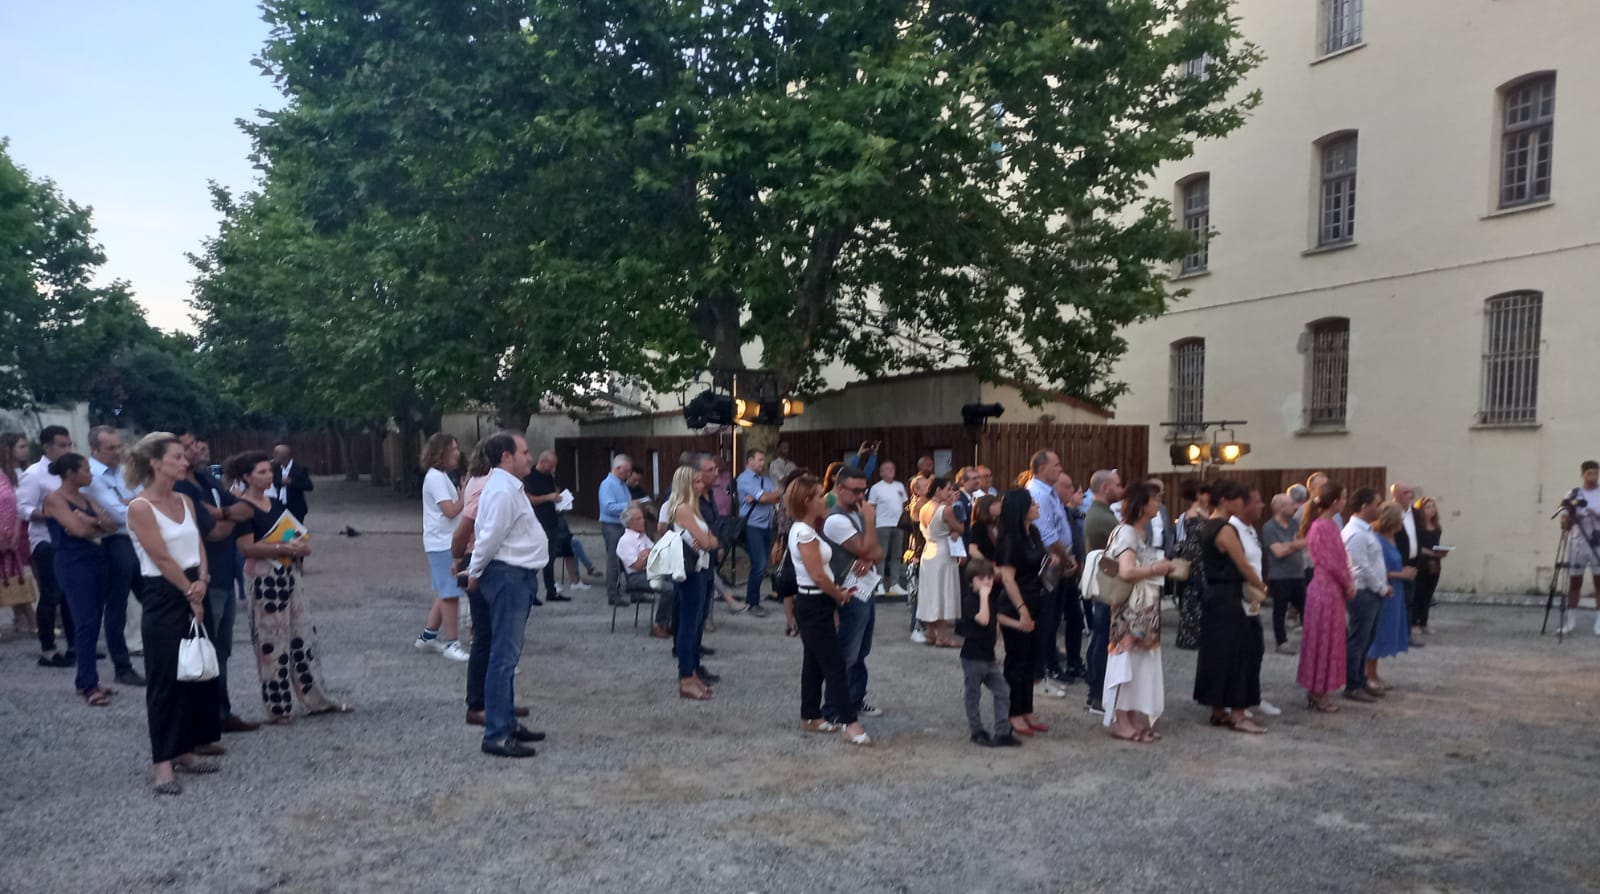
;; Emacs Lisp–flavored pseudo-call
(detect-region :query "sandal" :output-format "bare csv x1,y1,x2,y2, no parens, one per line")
153,780,182,796
1228,716,1268,735
174,757,222,774
678,679,712,701
309,703,355,716
1109,726,1151,744
841,727,874,747
801,719,842,734
1142,726,1163,741
1307,696,1341,714
80,687,112,707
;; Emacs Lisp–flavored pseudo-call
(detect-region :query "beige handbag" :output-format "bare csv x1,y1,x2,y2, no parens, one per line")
1166,557,1191,581
0,571,36,608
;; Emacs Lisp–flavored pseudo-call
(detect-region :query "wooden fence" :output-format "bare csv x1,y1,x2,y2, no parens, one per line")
208,430,384,478
554,422,1150,517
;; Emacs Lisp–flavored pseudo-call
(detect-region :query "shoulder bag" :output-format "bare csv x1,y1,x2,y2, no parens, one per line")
177,619,220,682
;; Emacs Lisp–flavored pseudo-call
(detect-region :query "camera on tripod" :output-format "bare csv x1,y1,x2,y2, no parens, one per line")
1560,493,1588,513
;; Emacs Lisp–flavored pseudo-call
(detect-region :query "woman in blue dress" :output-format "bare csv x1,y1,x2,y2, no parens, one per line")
1366,503,1414,690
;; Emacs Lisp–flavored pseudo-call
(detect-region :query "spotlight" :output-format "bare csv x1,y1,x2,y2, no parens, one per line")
961,402,1005,428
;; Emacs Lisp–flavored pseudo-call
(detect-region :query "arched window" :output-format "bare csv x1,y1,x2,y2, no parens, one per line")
1499,73,1555,208
1303,318,1349,427
1178,174,1210,274
1315,131,1358,246
1169,338,1205,426
1479,292,1542,425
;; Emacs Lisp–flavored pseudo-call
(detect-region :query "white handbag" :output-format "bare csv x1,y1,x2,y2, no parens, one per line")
177,618,220,682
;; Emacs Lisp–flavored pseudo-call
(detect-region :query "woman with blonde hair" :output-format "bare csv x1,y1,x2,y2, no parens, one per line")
1366,502,1415,690
667,464,721,700
413,433,468,661
125,432,221,793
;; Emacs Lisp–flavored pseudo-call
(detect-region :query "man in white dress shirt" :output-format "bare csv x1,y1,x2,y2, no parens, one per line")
466,432,548,758
86,426,146,686
17,425,75,666
1341,488,1388,703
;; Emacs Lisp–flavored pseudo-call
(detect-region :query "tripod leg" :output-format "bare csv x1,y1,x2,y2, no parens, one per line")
1544,533,1569,637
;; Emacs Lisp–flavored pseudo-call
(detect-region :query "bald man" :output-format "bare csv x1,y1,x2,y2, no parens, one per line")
1262,493,1309,654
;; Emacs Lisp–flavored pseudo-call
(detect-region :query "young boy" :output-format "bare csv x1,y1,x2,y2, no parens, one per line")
960,558,1027,747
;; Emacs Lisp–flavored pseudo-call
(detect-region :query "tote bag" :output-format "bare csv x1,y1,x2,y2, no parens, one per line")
177,619,220,682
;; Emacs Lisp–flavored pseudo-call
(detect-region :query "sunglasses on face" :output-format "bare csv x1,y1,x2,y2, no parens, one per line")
844,486,868,495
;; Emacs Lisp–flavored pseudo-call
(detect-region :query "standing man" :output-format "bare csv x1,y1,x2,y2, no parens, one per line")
737,449,779,616
913,454,935,483
1390,481,1424,647
598,455,633,609
1143,477,1177,561
17,425,75,667
1262,493,1309,655
767,441,796,485
867,461,909,596
821,466,884,723
952,467,981,538
1025,450,1074,699
1054,472,1088,682
1341,488,1388,703
85,426,146,687
1082,468,1123,715
1558,460,1600,635
524,450,571,603
976,466,998,497
174,435,260,731
1230,486,1279,716
466,432,548,758
271,442,314,522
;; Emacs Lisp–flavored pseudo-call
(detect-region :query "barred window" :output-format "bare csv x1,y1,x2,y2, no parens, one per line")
1184,53,1214,82
1480,292,1542,425
1499,75,1555,208
1321,0,1363,55
1304,318,1349,427
1180,175,1210,274
1169,338,1205,426
1318,134,1358,246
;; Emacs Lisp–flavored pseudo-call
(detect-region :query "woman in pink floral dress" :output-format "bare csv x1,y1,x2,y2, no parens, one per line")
1297,484,1353,713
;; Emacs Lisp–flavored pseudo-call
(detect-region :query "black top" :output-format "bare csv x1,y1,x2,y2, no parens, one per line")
996,529,1045,612
628,484,649,501
174,470,241,579
967,521,999,560
524,468,559,530
959,586,999,662
244,495,291,543
1199,518,1243,585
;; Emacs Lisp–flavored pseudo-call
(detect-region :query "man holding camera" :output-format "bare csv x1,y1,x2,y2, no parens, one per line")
1559,460,1600,635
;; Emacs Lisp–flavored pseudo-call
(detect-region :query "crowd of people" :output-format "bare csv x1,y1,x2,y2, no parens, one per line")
1,426,349,793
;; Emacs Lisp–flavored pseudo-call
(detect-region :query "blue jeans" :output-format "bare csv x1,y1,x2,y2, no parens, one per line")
1345,588,1382,693
824,596,874,721
674,568,710,679
1086,600,1110,705
206,581,238,720
1032,583,1061,679
101,534,140,675
479,561,536,743
743,525,772,607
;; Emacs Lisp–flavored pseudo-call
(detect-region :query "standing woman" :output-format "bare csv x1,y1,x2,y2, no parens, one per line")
770,468,807,638
667,465,720,700
1192,480,1270,733
965,495,1002,561
1297,484,1353,713
125,433,221,794
1,432,40,635
1366,503,1413,690
1412,498,1444,637
788,473,873,746
916,478,962,648
994,490,1045,737
228,450,353,722
43,453,119,704
414,433,469,661
1172,477,1211,651
1104,482,1171,743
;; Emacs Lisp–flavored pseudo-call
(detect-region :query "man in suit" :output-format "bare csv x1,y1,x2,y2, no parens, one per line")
272,442,315,522
1390,480,1424,648
1143,477,1178,560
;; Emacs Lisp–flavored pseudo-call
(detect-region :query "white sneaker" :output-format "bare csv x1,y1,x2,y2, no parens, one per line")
440,641,471,662
1038,681,1068,699
1593,613,1600,636
1558,613,1577,635
413,636,445,653
910,629,928,644
1256,700,1283,717
888,584,908,596
570,581,592,591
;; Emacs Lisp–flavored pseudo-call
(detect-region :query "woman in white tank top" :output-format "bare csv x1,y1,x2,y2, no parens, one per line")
125,432,221,795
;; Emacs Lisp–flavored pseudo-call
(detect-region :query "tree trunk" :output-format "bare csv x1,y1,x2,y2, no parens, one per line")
336,428,359,481
369,422,387,486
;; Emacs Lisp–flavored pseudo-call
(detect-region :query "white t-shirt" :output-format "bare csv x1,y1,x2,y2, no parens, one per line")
1228,516,1263,577
788,521,833,588
823,513,862,555
866,480,908,527
1569,486,1600,547
421,468,461,552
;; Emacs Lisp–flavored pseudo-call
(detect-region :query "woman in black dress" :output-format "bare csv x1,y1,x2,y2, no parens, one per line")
994,490,1043,737
1192,479,1270,734
1412,497,1445,637
1173,477,1212,650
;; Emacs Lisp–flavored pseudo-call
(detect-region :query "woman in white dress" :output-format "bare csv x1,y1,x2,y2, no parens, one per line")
917,478,963,647
1104,482,1172,744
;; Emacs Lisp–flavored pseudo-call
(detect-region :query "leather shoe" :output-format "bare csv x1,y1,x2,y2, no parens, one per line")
991,733,1024,747
970,730,994,747
223,715,261,733
547,593,572,602
650,624,673,638
513,726,546,743
1363,685,1387,698
700,646,717,657
115,669,147,687
1344,688,1378,703
481,738,537,758
466,707,530,726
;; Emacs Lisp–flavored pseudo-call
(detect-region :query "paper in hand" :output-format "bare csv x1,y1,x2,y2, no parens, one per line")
556,489,575,512
843,567,880,602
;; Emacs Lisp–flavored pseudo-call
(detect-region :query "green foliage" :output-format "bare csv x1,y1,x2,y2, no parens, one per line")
200,0,1259,416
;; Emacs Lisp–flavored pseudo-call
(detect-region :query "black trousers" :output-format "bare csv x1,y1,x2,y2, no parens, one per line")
1059,580,1086,672
465,579,491,711
31,542,73,654
1269,577,1307,645
1413,569,1439,628
141,571,221,763
1001,590,1041,718
795,591,854,724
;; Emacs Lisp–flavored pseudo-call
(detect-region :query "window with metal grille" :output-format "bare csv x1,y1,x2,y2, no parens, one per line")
1184,53,1213,81
1499,75,1555,208
1304,318,1349,427
1321,0,1363,55
1480,292,1541,425
1169,339,1205,426
1180,176,1209,274
1318,135,1358,246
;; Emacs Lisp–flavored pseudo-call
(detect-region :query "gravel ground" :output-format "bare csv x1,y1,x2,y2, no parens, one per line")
2,478,1598,894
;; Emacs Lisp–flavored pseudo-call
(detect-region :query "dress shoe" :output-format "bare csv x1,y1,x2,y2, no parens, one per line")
194,742,226,756
1363,685,1387,698
38,653,73,668
1343,688,1377,703
481,738,537,758
222,715,261,733
547,593,572,602
650,625,672,639
513,726,546,743
115,669,147,687
991,733,1024,747
970,730,994,747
